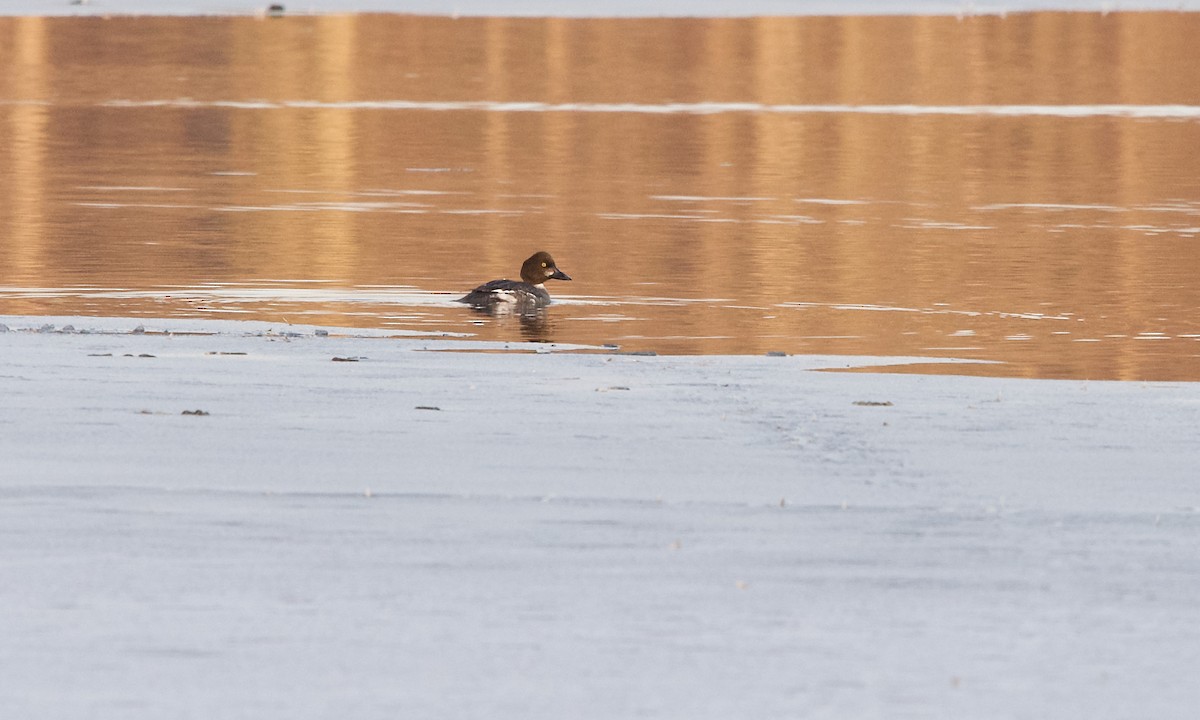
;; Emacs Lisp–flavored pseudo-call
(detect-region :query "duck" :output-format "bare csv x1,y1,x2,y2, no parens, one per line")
459,251,572,312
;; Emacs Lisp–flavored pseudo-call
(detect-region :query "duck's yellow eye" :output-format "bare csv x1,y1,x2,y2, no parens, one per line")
541,262,547,267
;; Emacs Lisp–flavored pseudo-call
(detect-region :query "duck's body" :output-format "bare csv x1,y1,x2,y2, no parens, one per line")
460,278,553,309
459,251,571,312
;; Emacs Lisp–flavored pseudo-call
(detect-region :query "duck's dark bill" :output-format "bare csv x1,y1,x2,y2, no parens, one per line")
551,269,572,281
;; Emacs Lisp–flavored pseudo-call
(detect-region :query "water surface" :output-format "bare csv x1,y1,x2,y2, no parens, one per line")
3,13,1200,379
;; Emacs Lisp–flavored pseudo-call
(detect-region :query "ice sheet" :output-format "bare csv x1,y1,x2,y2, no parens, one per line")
2,315,1197,718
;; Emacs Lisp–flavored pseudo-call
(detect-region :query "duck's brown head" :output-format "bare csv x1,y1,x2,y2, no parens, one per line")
520,251,571,286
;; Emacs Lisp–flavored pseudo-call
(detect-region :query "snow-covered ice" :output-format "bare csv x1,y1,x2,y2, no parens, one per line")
1,315,1198,718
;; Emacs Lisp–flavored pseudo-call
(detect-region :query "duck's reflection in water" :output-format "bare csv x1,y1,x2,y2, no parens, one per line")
518,310,556,343
466,304,558,344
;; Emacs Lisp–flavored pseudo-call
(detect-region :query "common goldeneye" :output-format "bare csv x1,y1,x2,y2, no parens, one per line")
459,251,571,311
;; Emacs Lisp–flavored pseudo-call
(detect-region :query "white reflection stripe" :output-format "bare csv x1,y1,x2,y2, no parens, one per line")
100,99,1200,118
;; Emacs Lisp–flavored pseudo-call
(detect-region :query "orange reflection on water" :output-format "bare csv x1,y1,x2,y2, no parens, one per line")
2,13,1200,380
